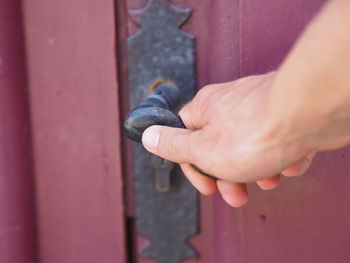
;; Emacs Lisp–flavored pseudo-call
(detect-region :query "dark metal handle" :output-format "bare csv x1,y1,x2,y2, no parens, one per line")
124,82,184,143
124,82,215,179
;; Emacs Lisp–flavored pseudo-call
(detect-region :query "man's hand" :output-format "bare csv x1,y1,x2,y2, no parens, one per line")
141,0,350,207
142,73,316,207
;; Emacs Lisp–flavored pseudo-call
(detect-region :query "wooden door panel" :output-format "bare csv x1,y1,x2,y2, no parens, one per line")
4,0,345,262
22,0,127,262
0,1,37,262
118,1,350,262
210,1,350,263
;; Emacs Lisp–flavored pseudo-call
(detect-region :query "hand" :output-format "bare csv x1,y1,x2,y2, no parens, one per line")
141,0,350,207
142,73,316,207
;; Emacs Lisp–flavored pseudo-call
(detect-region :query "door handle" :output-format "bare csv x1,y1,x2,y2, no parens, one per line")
124,81,183,192
125,1,201,261
124,81,184,143
124,81,214,179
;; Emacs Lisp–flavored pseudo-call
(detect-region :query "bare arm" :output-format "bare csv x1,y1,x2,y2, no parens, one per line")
270,0,350,155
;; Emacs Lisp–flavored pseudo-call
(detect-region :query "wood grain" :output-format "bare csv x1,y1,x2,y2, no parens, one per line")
0,0,37,262
22,0,127,262
118,1,350,263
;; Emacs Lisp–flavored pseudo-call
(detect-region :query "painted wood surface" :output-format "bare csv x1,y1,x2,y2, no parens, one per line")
2,0,349,262
0,0,38,262
22,0,127,262
118,0,350,262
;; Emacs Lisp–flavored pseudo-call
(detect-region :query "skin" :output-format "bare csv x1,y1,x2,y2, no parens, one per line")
142,0,350,207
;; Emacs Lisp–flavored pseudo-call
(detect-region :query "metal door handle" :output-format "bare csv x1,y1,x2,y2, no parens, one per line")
124,81,184,143
125,1,201,261
124,81,214,179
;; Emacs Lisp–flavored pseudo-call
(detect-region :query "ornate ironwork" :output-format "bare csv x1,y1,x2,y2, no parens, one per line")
127,0,198,262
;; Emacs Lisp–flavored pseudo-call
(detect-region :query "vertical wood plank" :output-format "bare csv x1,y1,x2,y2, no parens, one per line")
235,1,350,263
0,0,38,262
22,0,127,262
240,0,325,76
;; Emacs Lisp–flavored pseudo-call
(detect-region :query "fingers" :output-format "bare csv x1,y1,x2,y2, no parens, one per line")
178,83,229,130
178,100,206,131
216,180,248,207
180,163,217,195
178,106,197,130
282,152,316,177
142,125,199,164
256,153,316,191
181,162,248,208
256,175,280,190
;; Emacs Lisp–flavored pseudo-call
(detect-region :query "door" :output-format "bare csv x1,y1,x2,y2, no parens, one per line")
117,0,350,263
1,0,127,262
2,0,350,263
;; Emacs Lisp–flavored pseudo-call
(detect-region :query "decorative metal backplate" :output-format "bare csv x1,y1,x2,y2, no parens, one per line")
127,0,197,262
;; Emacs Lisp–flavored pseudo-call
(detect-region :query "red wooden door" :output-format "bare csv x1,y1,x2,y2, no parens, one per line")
118,0,350,263
2,0,350,263
0,1,37,262
1,0,127,262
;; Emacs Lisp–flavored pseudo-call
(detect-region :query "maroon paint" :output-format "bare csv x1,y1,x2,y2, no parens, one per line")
121,1,350,263
228,2,350,262
22,0,127,262
0,0,38,262
116,0,137,218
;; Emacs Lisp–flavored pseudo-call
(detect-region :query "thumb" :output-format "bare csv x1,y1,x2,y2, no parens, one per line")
142,125,197,164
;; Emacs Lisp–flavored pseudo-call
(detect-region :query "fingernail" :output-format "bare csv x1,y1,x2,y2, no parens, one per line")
142,126,160,152
222,194,247,208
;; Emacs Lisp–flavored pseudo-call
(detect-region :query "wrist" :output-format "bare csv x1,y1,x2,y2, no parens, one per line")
268,72,350,157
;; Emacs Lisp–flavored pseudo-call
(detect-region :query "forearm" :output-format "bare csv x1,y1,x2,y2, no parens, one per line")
270,0,350,152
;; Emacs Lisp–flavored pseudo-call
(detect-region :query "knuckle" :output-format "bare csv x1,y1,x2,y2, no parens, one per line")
178,106,192,127
196,84,216,101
